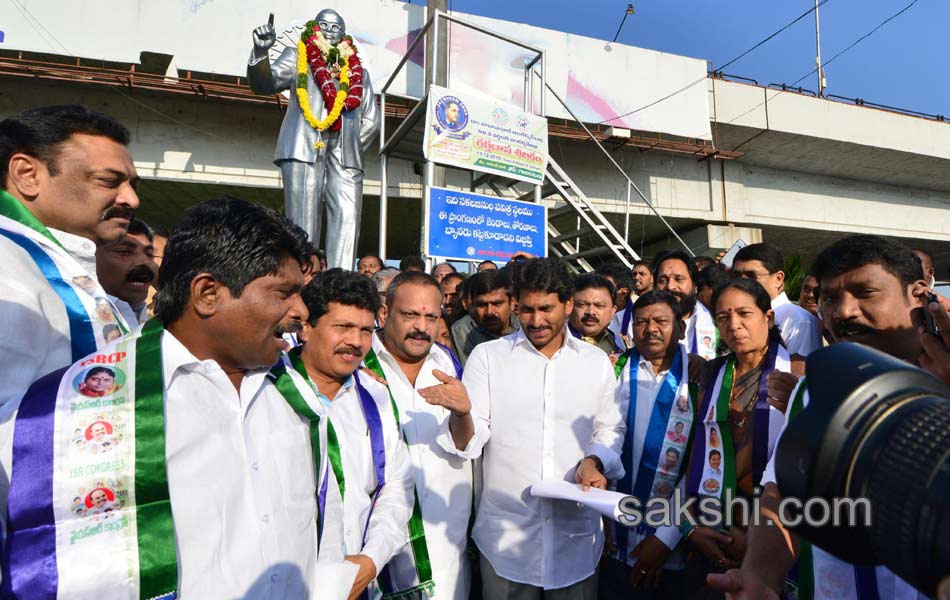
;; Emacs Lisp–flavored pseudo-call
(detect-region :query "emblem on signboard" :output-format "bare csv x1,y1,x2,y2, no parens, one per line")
435,95,469,133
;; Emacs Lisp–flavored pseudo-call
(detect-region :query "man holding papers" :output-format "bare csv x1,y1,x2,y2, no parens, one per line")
602,290,702,599
463,258,626,599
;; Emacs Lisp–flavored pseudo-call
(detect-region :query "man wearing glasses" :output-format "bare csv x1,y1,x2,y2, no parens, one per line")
731,243,822,355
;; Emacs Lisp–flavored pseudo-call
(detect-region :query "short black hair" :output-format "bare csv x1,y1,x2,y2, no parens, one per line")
0,104,130,185
469,268,512,299
85,366,114,381
709,449,721,459
442,271,465,287
573,273,616,299
812,235,923,291
693,256,716,271
152,223,172,239
633,260,650,270
652,249,699,287
477,260,497,268
633,290,684,323
386,271,442,307
126,217,154,243
695,263,729,292
513,258,574,302
734,243,784,274
399,255,426,271
596,263,634,292
302,268,381,325
154,196,314,324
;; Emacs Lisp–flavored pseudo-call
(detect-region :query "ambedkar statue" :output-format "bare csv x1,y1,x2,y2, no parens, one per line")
248,10,380,270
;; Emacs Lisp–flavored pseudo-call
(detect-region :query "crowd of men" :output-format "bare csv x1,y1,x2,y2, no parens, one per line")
0,103,948,600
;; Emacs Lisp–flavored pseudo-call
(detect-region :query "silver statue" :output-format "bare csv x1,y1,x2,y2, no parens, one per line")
248,9,380,270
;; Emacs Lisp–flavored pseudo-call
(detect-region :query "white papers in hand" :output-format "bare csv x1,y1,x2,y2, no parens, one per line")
529,479,632,523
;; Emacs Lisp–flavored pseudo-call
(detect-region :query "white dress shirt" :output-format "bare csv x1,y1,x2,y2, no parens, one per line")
371,333,487,600
771,292,822,356
161,331,355,599
323,372,414,580
761,383,925,600
612,348,691,568
463,328,626,589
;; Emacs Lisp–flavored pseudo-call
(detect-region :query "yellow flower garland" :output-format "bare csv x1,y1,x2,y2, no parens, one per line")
296,39,350,149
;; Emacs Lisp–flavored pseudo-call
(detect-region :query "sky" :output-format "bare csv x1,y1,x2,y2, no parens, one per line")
406,0,947,119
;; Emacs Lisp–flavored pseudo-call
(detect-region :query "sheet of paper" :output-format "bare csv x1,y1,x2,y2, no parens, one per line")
529,479,632,523
312,560,360,600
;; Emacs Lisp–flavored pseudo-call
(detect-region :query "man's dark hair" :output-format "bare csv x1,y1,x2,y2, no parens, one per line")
513,258,574,302
431,262,457,275
0,105,131,185
102,324,121,337
633,260,650,270
399,255,426,271
302,268,381,325
695,263,729,293
386,271,442,307
574,273,616,298
442,272,465,287
152,223,172,240
633,290,684,323
477,260,497,269
651,249,700,287
85,366,115,381
469,268,512,300
126,217,154,243
709,449,721,459
155,196,315,324
693,256,716,271
360,254,384,269
666,447,681,458
734,243,785,274
812,234,923,291
596,263,634,292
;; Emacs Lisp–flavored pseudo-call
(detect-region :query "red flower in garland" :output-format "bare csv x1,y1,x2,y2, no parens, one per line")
302,33,364,132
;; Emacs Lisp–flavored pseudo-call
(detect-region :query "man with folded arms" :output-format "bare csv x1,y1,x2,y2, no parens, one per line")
464,257,626,599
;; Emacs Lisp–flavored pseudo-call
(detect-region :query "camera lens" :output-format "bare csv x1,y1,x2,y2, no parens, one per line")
775,342,950,595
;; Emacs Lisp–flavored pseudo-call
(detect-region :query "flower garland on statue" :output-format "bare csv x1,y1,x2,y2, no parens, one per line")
295,21,365,149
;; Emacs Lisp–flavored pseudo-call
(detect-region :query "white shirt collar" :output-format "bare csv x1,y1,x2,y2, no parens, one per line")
160,328,270,394
771,292,790,309
512,325,581,357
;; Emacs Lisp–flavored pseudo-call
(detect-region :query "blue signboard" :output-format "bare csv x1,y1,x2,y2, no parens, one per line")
426,187,547,262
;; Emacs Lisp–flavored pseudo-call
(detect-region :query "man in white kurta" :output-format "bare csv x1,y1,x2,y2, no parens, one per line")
463,258,626,598
370,271,490,600
732,243,822,355
295,268,415,599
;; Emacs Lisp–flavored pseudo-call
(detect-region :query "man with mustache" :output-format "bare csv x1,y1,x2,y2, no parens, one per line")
463,258,626,599
708,234,931,600
96,217,159,325
295,268,414,600
0,105,139,412
368,271,487,599
3,197,359,597
569,272,623,357
450,268,519,365
440,272,465,323
599,263,636,349
653,249,717,360
732,243,822,356
601,290,697,600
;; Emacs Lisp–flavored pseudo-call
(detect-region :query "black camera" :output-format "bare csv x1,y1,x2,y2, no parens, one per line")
775,342,950,597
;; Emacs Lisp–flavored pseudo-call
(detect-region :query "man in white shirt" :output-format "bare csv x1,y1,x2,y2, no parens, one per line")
602,290,700,600
653,250,717,360
708,234,931,600
295,268,415,600
96,216,159,325
0,105,139,411
369,270,488,600
732,243,822,356
2,197,357,598
463,257,626,599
